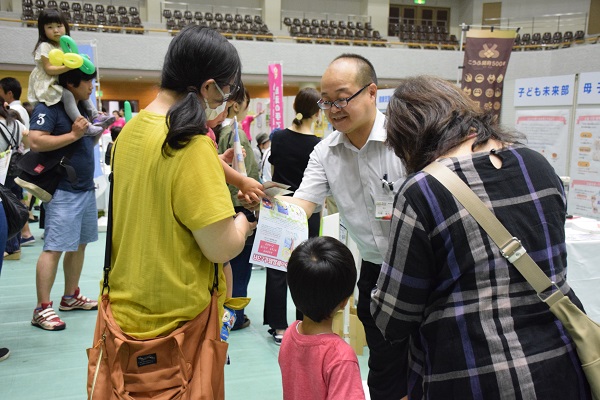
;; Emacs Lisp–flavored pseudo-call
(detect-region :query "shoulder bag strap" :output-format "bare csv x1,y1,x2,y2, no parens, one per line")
101,140,219,295
422,161,565,307
102,140,116,294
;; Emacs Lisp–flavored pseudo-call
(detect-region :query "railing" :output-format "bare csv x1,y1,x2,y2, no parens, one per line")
3,16,599,50
485,12,588,36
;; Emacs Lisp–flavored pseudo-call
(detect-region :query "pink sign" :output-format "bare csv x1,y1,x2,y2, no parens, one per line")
258,240,279,256
268,63,284,131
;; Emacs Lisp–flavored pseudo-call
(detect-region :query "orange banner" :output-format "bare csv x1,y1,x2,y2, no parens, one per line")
461,29,516,118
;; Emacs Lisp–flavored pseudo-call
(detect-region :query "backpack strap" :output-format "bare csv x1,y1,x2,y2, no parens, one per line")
0,121,19,151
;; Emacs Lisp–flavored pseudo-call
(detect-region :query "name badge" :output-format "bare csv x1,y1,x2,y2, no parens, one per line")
374,194,394,220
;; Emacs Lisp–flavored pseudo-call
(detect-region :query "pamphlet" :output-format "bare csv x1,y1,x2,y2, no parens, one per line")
250,197,308,271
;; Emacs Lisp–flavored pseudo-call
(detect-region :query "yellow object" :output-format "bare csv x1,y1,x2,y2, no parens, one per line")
225,297,251,310
48,48,84,69
332,296,367,355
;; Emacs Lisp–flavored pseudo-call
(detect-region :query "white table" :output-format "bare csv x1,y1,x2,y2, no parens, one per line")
566,227,600,323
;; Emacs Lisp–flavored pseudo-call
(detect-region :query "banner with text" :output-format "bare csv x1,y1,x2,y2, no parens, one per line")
514,74,576,107
461,29,516,118
268,63,284,132
578,72,600,105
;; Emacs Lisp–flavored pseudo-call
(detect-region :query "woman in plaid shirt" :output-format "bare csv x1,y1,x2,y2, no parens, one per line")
372,76,591,399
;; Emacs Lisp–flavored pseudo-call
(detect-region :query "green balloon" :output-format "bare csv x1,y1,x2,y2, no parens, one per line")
124,101,133,122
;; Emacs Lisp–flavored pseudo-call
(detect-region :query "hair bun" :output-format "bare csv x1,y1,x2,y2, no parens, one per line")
295,112,303,120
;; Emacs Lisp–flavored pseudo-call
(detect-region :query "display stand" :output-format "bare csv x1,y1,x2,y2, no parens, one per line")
322,213,368,355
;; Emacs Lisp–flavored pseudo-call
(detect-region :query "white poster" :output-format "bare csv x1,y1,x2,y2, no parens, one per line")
568,109,600,218
376,88,395,114
515,109,570,176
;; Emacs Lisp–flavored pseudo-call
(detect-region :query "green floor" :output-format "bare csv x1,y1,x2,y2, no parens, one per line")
0,218,370,399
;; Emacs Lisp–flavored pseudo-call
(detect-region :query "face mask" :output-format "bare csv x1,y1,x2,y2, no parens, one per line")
205,98,227,120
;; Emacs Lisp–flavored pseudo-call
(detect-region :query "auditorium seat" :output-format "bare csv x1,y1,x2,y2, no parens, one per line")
47,0,57,9
574,30,585,44
563,31,573,47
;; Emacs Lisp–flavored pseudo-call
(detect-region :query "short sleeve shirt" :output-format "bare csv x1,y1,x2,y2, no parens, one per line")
29,102,96,191
294,110,405,264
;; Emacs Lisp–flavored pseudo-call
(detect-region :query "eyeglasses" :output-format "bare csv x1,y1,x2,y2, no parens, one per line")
214,82,239,102
317,83,372,110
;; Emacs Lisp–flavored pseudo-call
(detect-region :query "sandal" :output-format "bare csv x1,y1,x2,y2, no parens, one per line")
231,315,251,331
4,251,21,260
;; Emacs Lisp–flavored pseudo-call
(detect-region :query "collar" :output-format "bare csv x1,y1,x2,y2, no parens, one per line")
9,100,22,106
328,109,386,148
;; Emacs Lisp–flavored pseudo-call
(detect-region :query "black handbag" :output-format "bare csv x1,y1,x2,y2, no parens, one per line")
0,183,29,239
15,146,77,203
0,122,23,177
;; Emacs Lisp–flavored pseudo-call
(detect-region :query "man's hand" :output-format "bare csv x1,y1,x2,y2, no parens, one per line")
71,116,88,140
237,177,264,209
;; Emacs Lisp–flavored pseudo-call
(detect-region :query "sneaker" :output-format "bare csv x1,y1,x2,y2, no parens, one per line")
93,115,115,129
0,347,10,362
84,124,104,137
20,236,36,246
32,302,66,331
59,287,98,311
268,328,284,345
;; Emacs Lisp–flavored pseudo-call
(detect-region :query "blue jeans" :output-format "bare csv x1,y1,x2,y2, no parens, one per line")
230,243,253,329
0,204,8,275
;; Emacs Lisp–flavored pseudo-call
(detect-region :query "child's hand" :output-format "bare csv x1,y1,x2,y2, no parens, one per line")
238,177,264,204
71,116,88,139
220,148,235,165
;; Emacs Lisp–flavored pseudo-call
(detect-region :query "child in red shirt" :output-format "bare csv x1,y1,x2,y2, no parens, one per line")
279,236,365,400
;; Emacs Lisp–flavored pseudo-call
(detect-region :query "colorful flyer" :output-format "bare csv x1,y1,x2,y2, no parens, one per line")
568,108,600,218
250,197,308,272
515,109,570,176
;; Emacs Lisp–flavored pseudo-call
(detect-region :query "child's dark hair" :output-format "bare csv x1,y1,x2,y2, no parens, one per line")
160,25,241,157
34,8,70,55
110,126,122,141
292,87,320,126
287,236,357,322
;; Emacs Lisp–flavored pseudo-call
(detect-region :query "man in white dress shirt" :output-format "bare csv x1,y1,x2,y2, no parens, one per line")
279,54,408,400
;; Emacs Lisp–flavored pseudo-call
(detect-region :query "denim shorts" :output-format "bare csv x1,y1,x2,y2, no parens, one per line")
44,189,98,252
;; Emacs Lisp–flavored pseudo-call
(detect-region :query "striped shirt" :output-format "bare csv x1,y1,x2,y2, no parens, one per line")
372,146,591,399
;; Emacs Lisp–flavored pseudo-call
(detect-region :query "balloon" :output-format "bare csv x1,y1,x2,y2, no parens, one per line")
59,35,79,54
124,101,132,122
48,49,84,69
50,35,97,74
80,54,96,74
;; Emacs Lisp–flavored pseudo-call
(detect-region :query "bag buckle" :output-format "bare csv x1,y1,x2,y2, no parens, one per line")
537,281,561,303
500,237,527,263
